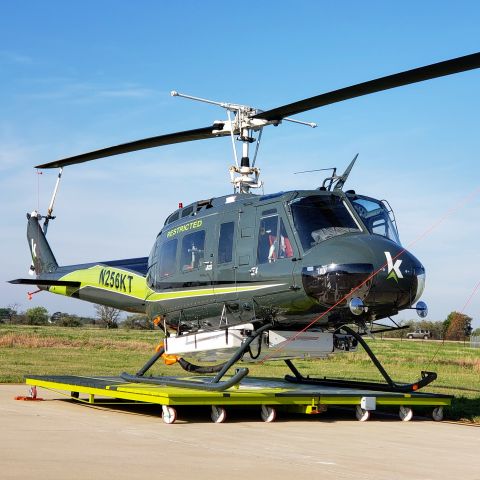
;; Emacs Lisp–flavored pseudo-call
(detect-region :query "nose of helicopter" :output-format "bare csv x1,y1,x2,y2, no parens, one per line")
301,234,425,314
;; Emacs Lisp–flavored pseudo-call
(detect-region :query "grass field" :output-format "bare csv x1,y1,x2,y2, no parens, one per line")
1,325,479,422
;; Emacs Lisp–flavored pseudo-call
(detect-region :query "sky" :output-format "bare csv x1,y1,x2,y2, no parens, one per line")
0,1,479,328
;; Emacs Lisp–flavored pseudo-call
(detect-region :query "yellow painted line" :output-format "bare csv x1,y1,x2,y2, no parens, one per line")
148,283,286,303
376,397,451,406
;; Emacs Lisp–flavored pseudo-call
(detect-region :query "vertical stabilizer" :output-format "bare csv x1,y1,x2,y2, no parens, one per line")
27,211,58,274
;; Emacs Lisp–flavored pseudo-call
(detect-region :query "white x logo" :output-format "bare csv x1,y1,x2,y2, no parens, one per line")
385,251,403,280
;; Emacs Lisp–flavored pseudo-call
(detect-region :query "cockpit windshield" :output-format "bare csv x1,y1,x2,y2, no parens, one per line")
290,195,360,251
348,194,401,245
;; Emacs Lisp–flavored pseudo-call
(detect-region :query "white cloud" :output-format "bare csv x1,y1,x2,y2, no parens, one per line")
0,51,33,65
21,80,161,104
97,87,156,98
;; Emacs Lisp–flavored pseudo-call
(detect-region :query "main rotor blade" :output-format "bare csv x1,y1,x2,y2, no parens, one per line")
36,124,225,169
254,52,480,122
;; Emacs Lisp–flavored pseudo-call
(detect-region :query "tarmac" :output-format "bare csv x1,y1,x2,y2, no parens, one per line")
0,384,478,480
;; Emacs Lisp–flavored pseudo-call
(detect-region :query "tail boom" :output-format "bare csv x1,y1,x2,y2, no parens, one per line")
22,212,148,313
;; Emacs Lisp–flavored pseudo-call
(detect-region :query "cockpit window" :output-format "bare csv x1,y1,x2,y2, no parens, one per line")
349,195,401,245
290,195,360,251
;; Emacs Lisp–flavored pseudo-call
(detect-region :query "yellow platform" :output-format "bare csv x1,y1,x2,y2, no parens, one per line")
25,374,452,423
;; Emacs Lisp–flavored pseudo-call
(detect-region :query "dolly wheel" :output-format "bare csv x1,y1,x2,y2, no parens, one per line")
211,406,227,423
399,406,413,422
71,391,79,399
355,405,370,422
162,406,177,424
432,407,444,422
261,405,277,423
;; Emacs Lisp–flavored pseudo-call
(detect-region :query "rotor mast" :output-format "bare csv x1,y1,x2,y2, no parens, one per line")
171,90,316,193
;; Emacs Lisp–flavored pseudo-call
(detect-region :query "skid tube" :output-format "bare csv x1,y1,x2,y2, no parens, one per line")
121,323,273,392
284,325,437,393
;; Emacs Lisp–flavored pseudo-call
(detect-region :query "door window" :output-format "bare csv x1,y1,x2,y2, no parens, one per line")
218,222,234,264
257,215,294,264
180,230,205,271
278,218,294,259
257,215,279,264
157,238,178,278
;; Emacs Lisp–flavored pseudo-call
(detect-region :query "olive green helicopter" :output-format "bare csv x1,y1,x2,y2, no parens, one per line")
11,52,480,392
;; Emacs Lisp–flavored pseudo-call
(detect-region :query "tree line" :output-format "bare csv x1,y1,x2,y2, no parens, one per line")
383,312,476,340
0,305,153,330
0,305,477,338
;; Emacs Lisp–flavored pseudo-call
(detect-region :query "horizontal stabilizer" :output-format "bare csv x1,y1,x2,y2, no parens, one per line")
9,279,81,288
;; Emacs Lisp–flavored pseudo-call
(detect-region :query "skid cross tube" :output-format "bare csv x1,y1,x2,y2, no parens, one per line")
210,323,272,383
121,323,272,391
284,326,437,393
136,347,164,376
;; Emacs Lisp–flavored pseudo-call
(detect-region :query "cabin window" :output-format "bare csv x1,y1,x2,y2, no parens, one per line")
166,211,179,225
257,216,294,264
157,238,178,278
218,222,234,264
258,215,278,264
181,205,194,217
278,219,294,259
147,237,160,288
180,230,205,271
262,208,277,216
291,195,359,251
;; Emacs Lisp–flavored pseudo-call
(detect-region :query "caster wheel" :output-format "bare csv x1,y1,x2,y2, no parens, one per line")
432,407,444,422
71,391,79,399
162,406,177,424
355,405,370,422
261,405,277,423
399,406,413,422
211,406,227,423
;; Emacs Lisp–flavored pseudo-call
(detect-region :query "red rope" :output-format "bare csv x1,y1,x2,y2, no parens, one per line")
425,279,480,369
459,280,480,314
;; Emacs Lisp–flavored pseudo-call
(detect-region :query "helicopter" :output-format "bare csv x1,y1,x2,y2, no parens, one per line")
10,52,480,392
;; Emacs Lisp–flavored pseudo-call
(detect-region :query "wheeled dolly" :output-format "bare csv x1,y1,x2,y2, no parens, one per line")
24,374,452,424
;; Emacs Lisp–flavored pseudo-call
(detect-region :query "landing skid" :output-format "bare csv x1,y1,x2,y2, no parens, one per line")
121,323,272,391
121,324,437,393
284,326,437,394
